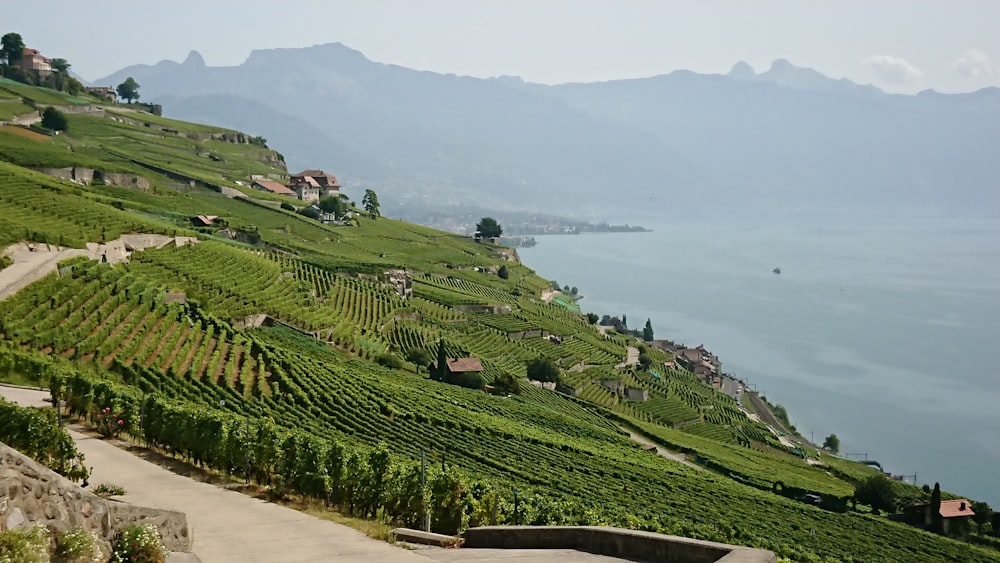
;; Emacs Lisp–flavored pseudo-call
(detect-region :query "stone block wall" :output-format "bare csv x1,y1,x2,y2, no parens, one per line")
0,442,192,553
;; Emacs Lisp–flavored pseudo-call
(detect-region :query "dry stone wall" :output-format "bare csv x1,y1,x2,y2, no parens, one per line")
0,441,193,552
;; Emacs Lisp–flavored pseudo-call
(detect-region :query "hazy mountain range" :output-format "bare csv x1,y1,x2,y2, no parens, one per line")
93,43,1000,221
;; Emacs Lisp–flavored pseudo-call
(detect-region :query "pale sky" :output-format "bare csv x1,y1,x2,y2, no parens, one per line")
5,0,1000,93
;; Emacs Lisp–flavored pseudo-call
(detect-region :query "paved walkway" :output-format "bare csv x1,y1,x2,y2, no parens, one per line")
0,243,88,300
1,386,432,563
615,346,640,369
2,386,624,562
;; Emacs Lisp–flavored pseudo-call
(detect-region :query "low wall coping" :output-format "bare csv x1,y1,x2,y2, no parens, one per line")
462,526,775,563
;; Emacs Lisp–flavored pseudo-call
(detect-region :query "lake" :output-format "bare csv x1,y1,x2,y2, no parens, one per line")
518,215,1000,506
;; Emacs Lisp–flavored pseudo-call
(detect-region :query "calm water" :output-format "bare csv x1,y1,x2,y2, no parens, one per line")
519,216,1000,506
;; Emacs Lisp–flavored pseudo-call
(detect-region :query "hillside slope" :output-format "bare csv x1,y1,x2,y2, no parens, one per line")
0,88,995,562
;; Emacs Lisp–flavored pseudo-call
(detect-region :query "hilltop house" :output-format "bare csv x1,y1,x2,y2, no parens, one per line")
288,176,320,203
251,180,296,197
290,169,341,198
16,48,51,75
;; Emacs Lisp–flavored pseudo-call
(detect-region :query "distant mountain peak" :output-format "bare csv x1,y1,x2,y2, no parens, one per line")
769,58,794,71
243,42,371,68
728,61,755,80
183,50,205,67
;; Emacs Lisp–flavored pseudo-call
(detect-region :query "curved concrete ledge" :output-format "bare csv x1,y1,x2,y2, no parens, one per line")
462,526,775,563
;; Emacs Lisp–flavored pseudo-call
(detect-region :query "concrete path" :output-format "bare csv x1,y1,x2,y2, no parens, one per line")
1,386,433,563
615,346,639,369
0,243,88,300
617,424,703,472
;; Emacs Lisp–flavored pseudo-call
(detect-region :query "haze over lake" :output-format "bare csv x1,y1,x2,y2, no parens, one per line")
519,215,1000,506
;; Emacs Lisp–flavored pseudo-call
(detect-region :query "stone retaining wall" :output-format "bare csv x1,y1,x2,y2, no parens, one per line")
463,526,775,563
0,442,193,553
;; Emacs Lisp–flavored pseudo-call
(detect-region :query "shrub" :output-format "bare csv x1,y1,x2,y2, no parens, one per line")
375,353,403,370
280,202,295,211
298,206,321,220
93,482,127,497
458,371,485,390
55,528,101,562
0,523,49,563
491,373,521,395
41,107,68,132
111,524,165,563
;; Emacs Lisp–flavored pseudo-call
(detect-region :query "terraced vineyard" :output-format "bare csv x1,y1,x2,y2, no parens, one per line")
1,88,995,562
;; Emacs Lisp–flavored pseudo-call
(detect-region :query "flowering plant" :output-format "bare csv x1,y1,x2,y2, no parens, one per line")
96,405,126,438
111,523,166,563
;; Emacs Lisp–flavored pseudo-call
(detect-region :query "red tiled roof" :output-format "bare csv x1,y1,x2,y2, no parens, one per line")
253,180,296,196
292,169,341,188
21,48,50,62
446,357,484,373
939,499,975,518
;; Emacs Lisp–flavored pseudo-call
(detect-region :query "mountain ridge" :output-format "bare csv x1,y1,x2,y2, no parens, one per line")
93,43,1000,221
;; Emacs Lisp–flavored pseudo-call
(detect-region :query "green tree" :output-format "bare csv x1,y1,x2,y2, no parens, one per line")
823,434,840,454
116,77,140,103
362,189,380,219
1,33,25,66
497,265,509,280
526,357,560,383
491,372,521,395
637,352,652,370
855,474,896,514
971,501,992,535
280,202,295,211
405,348,432,374
318,195,346,219
64,76,84,95
622,314,627,328
930,482,942,533
49,58,69,73
642,318,654,341
476,217,502,238
41,107,68,132
47,58,70,91
585,312,599,324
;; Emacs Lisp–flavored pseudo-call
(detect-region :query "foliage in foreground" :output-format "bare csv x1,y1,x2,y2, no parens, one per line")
111,524,164,563
0,397,89,482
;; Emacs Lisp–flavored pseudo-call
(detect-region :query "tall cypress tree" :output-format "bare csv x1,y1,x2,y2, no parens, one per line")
642,319,654,341
434,338,447,382
929,482,942,534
